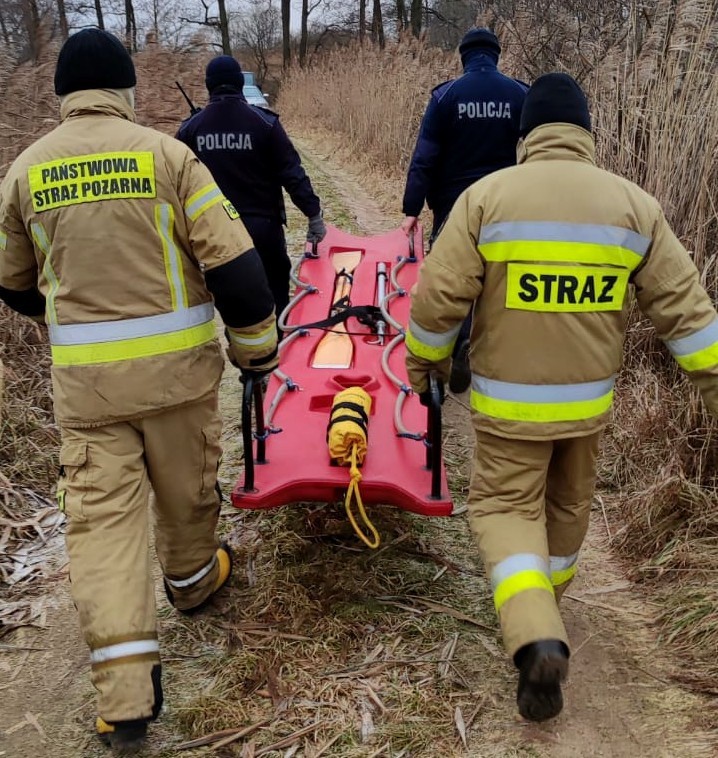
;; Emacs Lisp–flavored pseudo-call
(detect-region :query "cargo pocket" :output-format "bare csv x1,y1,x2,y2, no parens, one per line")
58,439,89,522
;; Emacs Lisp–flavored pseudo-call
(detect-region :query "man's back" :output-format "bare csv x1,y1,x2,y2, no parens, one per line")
177,94,290,218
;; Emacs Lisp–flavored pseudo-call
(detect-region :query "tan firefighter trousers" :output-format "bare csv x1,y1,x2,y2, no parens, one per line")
58,393,223,723
468,424,601,659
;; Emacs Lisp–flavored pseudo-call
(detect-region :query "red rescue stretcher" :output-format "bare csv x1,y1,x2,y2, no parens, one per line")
231,223,453,527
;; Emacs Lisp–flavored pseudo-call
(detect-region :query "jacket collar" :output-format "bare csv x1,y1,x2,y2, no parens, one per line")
210,90,246,103
60,89,136,123
517,123,595,165
462,50,499,73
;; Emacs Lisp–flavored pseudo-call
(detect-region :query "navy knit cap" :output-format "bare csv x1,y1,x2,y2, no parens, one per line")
459,28,501,59
205,56,245,93
55,29,136,96
520,72,591,137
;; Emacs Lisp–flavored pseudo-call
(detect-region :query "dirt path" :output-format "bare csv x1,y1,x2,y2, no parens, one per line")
1,131,714,758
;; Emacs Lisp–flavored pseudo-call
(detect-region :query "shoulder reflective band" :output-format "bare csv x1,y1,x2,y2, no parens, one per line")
471,374,615,423
165,553,217,589
155,204,188,310
28,152,156,213
506,263,629,312
549,552,579,587
665,317,718,372
479,221,649,271
492,553,554,612
30,222,58,325
185,183,224,221
49,302,215,366
405,318,461,361
0,229,7,250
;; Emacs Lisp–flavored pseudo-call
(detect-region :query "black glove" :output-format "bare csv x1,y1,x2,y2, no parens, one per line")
418,382,445,407
306,213,327,243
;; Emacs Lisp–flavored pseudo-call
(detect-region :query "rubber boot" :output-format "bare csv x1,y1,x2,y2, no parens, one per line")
97,717,147,754
449,339,471,394
515,639,569,722
164,543,233,615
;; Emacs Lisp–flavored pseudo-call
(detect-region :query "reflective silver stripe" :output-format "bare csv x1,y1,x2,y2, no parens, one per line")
228,327,275,347
472,374,615,403
479,221,650,257
665,318,718,357
90,639,159,664
408,318,462,348
185,186,223,220
549,552,579,572
0,229,7,250
165,554,217,589
31,223,57,324
157,204,188,309
48,302,214,346
491,553,549,590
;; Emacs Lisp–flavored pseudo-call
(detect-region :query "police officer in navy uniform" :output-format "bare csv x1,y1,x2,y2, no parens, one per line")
177,56,326,323
401,28,528,393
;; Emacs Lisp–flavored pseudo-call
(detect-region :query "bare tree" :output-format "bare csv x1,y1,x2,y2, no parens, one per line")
395,0,407,33
359,0,366,42
217,0,230,53
235,0,280,84
125,0,137,52
409,0,421,36
23,0,41,61
371,0,384,47
281,0,290,67
179,0,231,53
94,0,104,30
56,0,68,39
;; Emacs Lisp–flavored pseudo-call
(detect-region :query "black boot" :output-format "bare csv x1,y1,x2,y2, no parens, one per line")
515,640,569,722
96,717,148,754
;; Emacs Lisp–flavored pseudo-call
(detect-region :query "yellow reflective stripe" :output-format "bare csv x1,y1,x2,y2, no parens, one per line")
51,320,216,366
30,222,56,324
154,204,188,310
494,569,554,611
673,342,718,372
551,565,577,587
479,240,643,271
471,388,613,423
0,229,7,250
185,183,224,221
227,322,276,349
405,328,455,361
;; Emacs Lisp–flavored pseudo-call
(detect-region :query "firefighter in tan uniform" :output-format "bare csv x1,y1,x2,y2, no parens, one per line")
0,30,278,752
406,73,718,722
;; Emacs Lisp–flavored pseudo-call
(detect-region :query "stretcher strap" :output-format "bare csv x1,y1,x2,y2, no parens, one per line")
344,444,380,549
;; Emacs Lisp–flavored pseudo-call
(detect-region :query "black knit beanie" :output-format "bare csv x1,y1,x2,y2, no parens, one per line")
205,56,245,93
459,28,501,62
54,29,136,96
519,72,591,137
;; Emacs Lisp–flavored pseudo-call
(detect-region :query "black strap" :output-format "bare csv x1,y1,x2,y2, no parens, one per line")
331,401,369,426
326,415,369,444
293,304,383,332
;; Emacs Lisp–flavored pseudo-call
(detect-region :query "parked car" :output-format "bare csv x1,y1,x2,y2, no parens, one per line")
242,72,270,107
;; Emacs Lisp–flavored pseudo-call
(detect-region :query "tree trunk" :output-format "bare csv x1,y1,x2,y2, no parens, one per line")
395,0,406,34
124,0,137,52
359,0,366,43
299,0,308,66
0,6,10,46
410,0,421,36
217,0,231,54
371,0,384,48
23,0,41,62
281,0,290,68
94,0,104,30
57,0,69,39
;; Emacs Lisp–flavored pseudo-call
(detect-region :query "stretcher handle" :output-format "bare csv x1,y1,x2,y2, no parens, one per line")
425,371,443,499
240,375,267,492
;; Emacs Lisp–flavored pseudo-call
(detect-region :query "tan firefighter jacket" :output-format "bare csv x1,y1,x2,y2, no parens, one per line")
406,123,718,440
0,89,275,428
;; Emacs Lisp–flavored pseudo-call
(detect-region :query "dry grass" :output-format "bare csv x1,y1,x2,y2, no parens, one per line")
276,11,718,690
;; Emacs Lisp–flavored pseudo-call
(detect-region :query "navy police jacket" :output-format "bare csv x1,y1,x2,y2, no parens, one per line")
402,51,528,223
176,92,320,222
